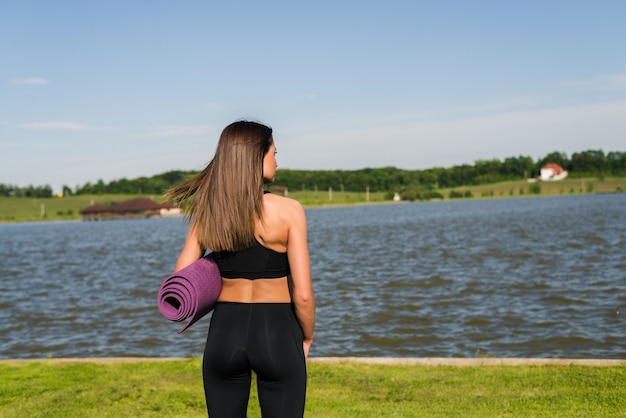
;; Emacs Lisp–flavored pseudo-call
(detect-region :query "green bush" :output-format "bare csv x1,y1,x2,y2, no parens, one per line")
528,183,541,194
423,191,444,200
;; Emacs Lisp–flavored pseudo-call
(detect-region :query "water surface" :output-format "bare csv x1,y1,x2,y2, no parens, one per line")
0,193,624,359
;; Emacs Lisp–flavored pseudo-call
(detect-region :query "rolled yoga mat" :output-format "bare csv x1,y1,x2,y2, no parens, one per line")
157,254,222,333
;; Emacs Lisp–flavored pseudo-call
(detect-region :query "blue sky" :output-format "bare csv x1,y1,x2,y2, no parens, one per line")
2,1,625,193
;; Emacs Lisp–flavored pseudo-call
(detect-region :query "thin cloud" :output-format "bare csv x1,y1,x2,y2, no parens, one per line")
378,96,544,126
560,72,626,91
21,122,88,132
280,95,544,138
10,77,49,86
281,99,626,170
437,96,542,117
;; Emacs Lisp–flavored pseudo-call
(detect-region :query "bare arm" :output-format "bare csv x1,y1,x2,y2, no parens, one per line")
287,201,315,359
174,225,205,272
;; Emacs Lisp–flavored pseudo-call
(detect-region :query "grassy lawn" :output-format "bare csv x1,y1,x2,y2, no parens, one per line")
285,190,388,206
1,358,625,417
441,177,625,199
1,177,624,223
0,194,163,223
0,191,390,223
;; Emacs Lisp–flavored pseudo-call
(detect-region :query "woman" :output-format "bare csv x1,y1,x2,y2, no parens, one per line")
165,120,315,417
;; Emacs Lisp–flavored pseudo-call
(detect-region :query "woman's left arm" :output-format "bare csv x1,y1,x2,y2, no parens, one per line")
286,200,315,359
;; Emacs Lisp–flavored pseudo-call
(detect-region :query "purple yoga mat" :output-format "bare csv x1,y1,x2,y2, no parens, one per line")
157,254,222,333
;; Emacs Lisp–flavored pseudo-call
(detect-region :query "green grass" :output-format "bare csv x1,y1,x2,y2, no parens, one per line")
0,194,164,223
0,192,390,223
287,190,388,206
442,177,625,199
1,177,624,223
1,359,625,417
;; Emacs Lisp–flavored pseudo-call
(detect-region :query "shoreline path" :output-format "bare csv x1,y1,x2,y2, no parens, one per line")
2,357,625,366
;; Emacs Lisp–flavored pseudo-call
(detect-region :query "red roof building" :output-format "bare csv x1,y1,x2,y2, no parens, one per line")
80,198,181,221
540,163,568,181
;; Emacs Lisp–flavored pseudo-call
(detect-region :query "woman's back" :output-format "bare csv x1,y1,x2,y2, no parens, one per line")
217,192,307,303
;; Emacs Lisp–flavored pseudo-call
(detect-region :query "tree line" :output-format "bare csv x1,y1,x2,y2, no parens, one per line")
2,149,624,198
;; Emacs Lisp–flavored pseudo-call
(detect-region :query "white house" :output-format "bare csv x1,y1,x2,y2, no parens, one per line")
540,163,568,181
160,203,183,217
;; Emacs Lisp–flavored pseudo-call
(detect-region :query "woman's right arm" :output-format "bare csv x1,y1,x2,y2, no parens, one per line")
286,200,315,359
174,225,205,272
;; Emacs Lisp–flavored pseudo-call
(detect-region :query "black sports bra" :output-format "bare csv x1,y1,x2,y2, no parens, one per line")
213,238,290,279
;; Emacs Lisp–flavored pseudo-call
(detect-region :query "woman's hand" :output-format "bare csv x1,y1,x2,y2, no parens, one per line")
303,339,313,361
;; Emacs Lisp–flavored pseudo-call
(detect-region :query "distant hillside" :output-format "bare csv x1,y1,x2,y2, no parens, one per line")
2,149,624,198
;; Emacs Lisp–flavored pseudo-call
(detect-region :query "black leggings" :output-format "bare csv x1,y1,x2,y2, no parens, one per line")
203,302,306,417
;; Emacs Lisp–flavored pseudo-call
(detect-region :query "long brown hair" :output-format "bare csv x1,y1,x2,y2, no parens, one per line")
164,121,273,252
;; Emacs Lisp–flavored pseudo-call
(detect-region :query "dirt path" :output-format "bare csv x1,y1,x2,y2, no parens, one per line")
2,357,625,366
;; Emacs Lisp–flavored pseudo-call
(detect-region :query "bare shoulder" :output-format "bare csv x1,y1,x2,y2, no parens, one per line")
264,193,305,217
259,194,305,248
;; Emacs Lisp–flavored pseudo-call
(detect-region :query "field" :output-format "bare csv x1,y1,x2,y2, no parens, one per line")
441,177,625,199
0,191,389,223
0,194,162,223
280,189,388,205
1,358,624,417
0,177,624,223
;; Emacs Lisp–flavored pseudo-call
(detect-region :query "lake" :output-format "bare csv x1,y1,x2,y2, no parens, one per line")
0,193,624,359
